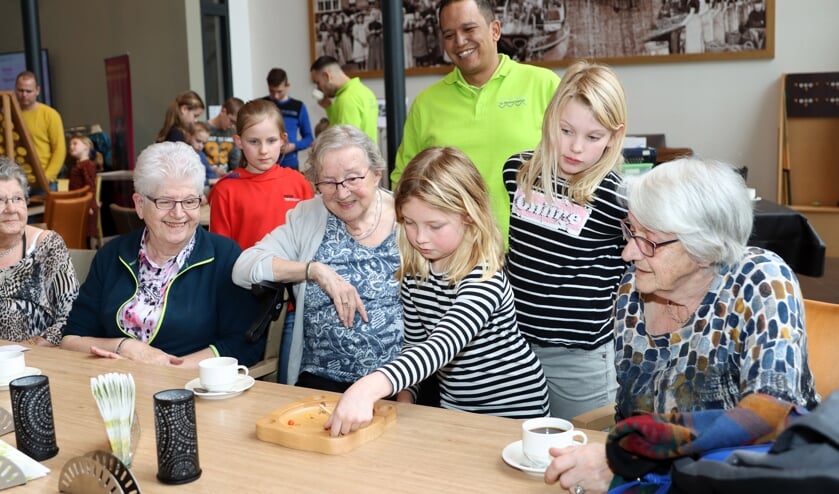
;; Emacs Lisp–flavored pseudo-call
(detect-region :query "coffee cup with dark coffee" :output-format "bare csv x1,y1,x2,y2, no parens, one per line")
521,417,587,468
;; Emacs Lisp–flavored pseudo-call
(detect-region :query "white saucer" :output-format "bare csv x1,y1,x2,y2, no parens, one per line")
501,440,547,476
185,375,255,400
0,368,42,391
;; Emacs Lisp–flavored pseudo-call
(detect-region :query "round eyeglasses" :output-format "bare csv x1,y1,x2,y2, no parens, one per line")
314,170,369,195
620,220,679,257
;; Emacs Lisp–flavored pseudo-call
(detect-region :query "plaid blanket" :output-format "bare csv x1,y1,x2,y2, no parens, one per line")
606,393,799,479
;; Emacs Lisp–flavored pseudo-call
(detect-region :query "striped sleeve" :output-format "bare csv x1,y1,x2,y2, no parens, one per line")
379,268,549,418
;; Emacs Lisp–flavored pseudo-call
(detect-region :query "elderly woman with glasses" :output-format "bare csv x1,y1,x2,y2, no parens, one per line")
61,142,264,368
233,125,402,392
544,157,818,494
0,157,78,346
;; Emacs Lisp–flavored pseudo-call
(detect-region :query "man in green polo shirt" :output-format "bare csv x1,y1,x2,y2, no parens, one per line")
392,0,560,240
310,56,379,143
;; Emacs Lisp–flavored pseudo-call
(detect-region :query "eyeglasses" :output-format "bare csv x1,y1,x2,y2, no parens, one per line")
314,170,369,195
0,196,27,207
620,220,679,257
145,195,202,210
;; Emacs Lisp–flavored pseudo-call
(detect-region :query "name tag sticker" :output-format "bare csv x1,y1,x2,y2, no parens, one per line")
512,189,591,236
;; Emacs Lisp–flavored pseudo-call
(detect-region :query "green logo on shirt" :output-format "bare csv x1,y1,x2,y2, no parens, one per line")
498,97,527,109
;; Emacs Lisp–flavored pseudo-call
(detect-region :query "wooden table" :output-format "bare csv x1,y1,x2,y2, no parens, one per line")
3,345,604,493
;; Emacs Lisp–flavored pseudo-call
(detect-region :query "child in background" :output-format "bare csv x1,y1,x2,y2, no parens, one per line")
209,99,314,250
206,97,244,175
502,60,629,419
67,135,99,248
155,90,205,143
314,117,330,138
325,147,549,437
186,121,219,187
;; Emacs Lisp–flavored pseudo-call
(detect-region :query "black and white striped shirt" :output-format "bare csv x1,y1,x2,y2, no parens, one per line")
503,151,628,348
378,267,550,418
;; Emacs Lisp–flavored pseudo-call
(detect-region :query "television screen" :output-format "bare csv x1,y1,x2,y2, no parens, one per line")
0,49,52,107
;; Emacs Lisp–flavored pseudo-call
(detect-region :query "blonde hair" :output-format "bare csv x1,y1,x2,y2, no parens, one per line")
393,147,503,285
69,135,93,161
517,60,627,205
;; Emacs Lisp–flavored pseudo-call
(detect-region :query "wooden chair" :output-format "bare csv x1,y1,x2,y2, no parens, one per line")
68,248,97,284
572,299,839,430
803,299,839,398
44,185,91,228
246,281,292,382
93,174,104,248
109,203,144,235
48,192,94,249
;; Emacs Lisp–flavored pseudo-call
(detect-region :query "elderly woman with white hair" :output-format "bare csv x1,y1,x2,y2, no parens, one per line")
544,157,818,494
61,142,264,368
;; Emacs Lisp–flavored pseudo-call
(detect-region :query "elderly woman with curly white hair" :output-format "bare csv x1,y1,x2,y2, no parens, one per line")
61,142,264,368
545,157,818,494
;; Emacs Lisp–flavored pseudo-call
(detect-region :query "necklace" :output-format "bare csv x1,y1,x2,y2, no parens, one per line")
665,299,693,325
348,189,382,241
0,238,21,258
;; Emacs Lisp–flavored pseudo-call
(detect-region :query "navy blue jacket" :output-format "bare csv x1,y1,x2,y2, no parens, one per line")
64,227,265,365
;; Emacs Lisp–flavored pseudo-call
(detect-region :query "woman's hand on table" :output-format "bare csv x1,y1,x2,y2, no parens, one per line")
90,339,184,366
308,261,369,328
544,442,613,494
324,372,391,437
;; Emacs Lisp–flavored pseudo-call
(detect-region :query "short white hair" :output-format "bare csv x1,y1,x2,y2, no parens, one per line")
133,141,205,197
624,157,753,267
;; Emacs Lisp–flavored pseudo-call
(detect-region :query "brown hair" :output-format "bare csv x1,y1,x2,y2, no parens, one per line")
155,90,205,143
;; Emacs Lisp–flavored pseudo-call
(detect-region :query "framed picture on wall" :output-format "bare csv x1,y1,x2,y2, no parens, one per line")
309,0,774,79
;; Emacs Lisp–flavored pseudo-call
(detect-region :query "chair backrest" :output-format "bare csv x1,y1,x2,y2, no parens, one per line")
804,299,839,398
48,192,94,249
44,185,91,227
109,203,144,235
248,282,292,382
94,174,104,248
68,248,97,284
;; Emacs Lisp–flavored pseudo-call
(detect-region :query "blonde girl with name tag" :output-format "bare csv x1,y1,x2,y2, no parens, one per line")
502,60,629,419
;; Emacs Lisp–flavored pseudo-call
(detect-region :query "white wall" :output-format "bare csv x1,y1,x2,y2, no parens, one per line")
233,0,839,200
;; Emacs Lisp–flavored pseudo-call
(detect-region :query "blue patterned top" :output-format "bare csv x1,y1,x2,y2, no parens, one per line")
300,214,402,383
614,247,819,420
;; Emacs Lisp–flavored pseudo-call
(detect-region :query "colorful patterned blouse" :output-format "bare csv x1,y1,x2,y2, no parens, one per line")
614,247,819,420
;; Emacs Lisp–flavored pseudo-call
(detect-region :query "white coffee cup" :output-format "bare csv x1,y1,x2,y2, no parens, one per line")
198,357,249,392
0,351,26,380
312,88,325,101
521,417,587,468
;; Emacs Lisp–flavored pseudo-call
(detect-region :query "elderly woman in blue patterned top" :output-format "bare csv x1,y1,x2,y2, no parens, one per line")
544,157,818,494
0,157,78,346
233,125,402,392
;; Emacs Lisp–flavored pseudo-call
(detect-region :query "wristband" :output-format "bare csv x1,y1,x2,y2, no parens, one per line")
114,337,129,355
305,261,313,282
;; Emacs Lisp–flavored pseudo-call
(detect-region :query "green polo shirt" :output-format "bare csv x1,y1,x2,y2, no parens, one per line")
393,54,560,239
326,77,379,143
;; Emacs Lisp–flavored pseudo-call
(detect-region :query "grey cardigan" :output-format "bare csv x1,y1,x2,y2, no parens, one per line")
232,196,329,385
